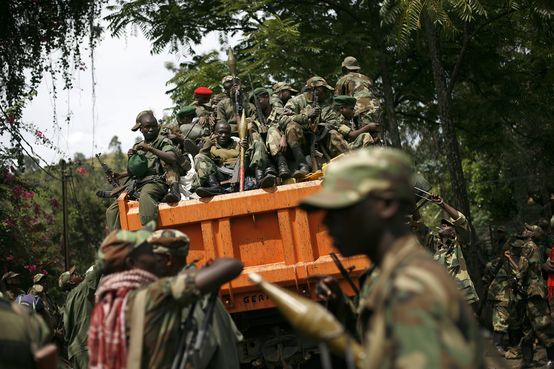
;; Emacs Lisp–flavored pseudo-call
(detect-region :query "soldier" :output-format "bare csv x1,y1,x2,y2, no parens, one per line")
193,87,217,132
88,223,243,369
334,56,379,114
250,87,291,179
0,295,52,369
216,76,253,133
300,148,484,369
63,263,101,369
271,82,297,108
333,95,384,149
417,194,480,308
194,121,276,197
485,239,526,356
27,273,57,331
105,110,178,230
282,76,349,178
0,271,24,301
513,223,554,368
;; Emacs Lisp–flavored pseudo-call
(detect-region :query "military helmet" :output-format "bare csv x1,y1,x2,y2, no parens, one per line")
341,56,360,71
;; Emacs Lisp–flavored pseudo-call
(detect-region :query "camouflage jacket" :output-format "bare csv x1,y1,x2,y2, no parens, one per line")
334,72,380,115
282,93,340,130
358,235,484,369
64,263,102,360
428,212,479,304
270,95,284,109
215,95,254,129
486,256,519,302
125,269,241,369
520,240,547,298
336,113,383,144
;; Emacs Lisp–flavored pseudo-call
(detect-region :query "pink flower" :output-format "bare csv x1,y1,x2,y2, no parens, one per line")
50,198,60,209
22,191,34,199
6,255,15,261
3,218,16,228
24,264,38,272
41,269,49,276
76,166,87,176
35,130,44,139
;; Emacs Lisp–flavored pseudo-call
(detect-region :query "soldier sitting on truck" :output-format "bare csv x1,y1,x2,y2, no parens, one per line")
333,95,384,149
105,110,179,230
194,121,276,197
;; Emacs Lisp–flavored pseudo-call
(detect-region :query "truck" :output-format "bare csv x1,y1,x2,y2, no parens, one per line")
118,180,369,368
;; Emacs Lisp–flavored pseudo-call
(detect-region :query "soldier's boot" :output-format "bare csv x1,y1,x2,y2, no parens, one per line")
196,175,224,198
276,153,291,179
162,182,181,203
545,345,554,369
520,342,534,369
255,168,276,189
291,145,310,179
493,331,507,354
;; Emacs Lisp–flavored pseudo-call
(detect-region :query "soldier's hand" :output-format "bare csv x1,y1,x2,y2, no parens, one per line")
315,275,343,302
240,138,248,149
543,259,554,272
307,106,321,119
278,135,288,153
430,193,444,205
135,142,152,152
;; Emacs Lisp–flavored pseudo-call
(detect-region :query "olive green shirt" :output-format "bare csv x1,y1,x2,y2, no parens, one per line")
133,135,176,177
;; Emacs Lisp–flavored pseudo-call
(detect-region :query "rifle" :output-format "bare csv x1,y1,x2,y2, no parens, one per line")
172,292,219,369
329,252,359,295
95,153,119,187
238,111,248,192
309,87,320,171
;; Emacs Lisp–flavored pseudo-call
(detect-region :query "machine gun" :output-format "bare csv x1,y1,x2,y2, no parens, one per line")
95,153,119,187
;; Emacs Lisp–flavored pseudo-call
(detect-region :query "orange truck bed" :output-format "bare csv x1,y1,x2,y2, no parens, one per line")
118,180,369,313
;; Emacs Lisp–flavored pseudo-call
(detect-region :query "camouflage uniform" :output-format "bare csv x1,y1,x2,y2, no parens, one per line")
518,240,554,349
428,212,480,305
335,110,384,149
486,256,522,334
194,138,270,186
64,263,102,369
105,134,176,230
300,148,484,369
0,297,51,369
282,90,349,159
216,95,254,134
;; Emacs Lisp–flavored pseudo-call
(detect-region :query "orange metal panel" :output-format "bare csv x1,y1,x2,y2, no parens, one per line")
119,180,371,313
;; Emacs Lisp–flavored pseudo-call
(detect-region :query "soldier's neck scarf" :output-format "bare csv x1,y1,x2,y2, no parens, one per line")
88,268,157,369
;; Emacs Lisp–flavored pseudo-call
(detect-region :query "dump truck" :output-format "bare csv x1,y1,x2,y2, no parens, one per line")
118,180,369,367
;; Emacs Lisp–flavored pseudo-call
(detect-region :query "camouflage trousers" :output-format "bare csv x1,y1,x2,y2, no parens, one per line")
266,125,283,157
521,296,554,347
492,300,522,332
285,122,349,158
105,181,167,230
348,132,374,150
194,141,270,185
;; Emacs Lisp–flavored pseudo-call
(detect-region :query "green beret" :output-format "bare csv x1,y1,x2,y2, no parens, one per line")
334,95,357,107
177,106,197,118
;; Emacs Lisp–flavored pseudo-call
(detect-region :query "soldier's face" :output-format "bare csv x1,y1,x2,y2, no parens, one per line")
215,124,232,146
439,224,455,240
323,196,382,259
195,94,210,104
279,90,292,102
340,106,354,119
257,95,269,109
314,86,327,100
140,118,159,142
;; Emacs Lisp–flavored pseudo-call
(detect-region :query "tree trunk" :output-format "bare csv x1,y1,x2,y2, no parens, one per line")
422,13,471,219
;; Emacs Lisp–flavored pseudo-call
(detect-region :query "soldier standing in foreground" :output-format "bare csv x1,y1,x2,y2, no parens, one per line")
88,224,243,369
300,147,484,369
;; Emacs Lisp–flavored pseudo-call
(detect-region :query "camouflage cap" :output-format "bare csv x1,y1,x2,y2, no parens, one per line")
524,223,544,238
511,239,525,248
177,106,197,118
97,221,156,271
148,229,190,257
273,82,298,94
32,273,46,284
334,95,357,107
132,110,156,132
306,76,333,91
341,56,360,71
1,271,20,281
300,148,415,210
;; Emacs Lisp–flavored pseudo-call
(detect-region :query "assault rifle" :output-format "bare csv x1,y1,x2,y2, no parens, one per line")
95,153,119,188
172,291,219,369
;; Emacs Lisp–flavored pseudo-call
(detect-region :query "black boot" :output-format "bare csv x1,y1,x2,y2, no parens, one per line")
255,168,276,189
196,175,224,198
291,145,310,179
493,331,506,354
264,165,278,177
546,345,554,369
276,153,291,179
521,342,534,369
162,182,181,203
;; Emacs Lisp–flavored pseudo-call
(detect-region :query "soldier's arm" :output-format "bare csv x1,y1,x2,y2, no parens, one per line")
283,99,309,125
216,100,228,125
137,140,177,165
431,195,471,245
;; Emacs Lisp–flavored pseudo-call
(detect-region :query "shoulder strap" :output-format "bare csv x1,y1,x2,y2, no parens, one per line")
126,288,148,369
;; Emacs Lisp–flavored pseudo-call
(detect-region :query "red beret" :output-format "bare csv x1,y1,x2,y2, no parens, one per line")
194,86,213,96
